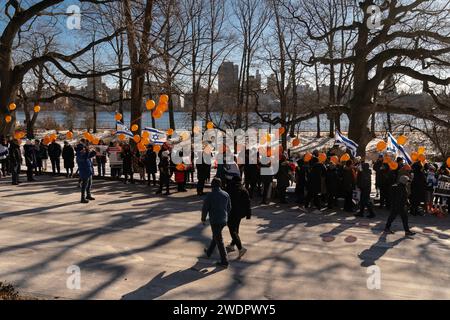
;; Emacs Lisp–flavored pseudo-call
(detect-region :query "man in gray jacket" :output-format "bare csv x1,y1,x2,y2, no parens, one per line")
202,177,232,268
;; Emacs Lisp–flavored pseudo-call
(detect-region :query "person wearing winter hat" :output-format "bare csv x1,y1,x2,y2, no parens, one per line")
384,175,415,237
23,139,37,182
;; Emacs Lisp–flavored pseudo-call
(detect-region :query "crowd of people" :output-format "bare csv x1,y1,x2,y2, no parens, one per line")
1,135,449,264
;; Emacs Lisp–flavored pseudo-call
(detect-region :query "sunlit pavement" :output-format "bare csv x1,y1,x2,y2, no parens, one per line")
0,174,449,300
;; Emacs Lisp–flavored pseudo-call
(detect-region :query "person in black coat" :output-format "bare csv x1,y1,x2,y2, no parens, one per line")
275,155,292,204
373,155,383,198
48,140,62,174
342,160,355,212
305,157,325,209
157,151,171,195
325,162,339,209
410,162,426,216
226,176,251,259
62,141,75,178
23,140,36,182
244,149,259,198
37,140,48,173
355,163,375,218
120,144,134,184
9,139,22,185
144,146,158,186
384,175,415,237
196,150,211,196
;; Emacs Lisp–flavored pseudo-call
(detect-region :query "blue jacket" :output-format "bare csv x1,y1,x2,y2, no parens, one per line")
76,148,96,179
202,187,231,225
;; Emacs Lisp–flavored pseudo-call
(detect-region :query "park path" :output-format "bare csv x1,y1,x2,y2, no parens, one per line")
0,175,449,300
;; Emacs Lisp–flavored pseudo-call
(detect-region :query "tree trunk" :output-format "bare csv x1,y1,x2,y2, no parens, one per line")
316,115,321,138
348,101,372,156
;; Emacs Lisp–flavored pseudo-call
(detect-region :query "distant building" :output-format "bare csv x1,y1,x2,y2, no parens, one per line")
218,61,239,96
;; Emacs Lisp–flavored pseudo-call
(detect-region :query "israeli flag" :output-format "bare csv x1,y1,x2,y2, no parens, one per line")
116,121,133,138
335,130,359,157
387,132,412,165
143,127,167,145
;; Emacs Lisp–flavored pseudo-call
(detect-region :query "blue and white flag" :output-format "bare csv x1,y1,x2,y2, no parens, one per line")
115,121,133,138
143,127,167,145
335,130,359,157
387,132,412,165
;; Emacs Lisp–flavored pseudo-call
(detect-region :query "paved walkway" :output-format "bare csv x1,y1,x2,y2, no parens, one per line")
0,175,449,299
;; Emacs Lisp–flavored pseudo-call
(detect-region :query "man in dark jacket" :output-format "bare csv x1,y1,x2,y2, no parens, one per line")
410,162,426,216
305,157,325,209
295,159,308,205
202,177,232,268
342,160,355,212
196,150,211,196
23,140,36,182
384,175,415,236
244,149,259,198
48,139,62,174
9,139,22,185
76,143,96,203
226,176,251,259
144,146,158,186
355,163,375,218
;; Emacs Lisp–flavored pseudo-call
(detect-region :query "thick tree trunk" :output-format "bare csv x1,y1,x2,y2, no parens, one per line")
347,101,372,156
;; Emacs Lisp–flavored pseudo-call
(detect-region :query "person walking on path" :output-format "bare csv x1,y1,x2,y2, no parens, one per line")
48,139,62,174
9,139,22,185
76,143,96,204
355,162,375,218
23,140,36,182
384,175,416,237
201,177,232,268
62,141,75,178
226,176,251,259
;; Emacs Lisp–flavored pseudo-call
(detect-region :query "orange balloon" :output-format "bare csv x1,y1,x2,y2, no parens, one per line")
34,105,41,113
146,100,156,110
383,155,391,164
115,113,122,121
92,138,100,145
83,132,90,140
304,152,313,162
50,133,57,141
153,145,161,153
152,109,162,119
411,151,418,162
376,141,387,152
160,102,169,112
142,131,150,139
167,128,174,135
118,134,126,141
176,163,185,171
8,103,16,111
43,136,50,145
160,94,169,103
418,153,426,162
137,142,147,152
66,131,73,139
397,135,407,146
206,122,214,130
266,133,272,142
279,127,286,135
131,124,139,132
292,138,300,147
5,115,12,123
330,156,339,165
447,157,450,168
341,153,350,162
402,164,412,171
133,135,141,143
141,137,150,145
266,148,272,157
318,153,327,163
389,161,398,170
418,146,426,155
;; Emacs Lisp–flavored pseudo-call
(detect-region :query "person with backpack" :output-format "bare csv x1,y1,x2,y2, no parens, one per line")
226,176,251,259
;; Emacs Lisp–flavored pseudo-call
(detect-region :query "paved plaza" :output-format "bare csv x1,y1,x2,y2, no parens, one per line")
0,175,449,300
